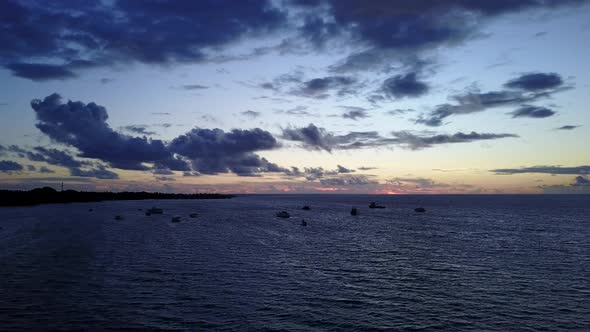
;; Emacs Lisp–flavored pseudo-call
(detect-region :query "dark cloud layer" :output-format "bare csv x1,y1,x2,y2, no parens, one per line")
297,1,587,72
2,0,587,81
1,0,286,80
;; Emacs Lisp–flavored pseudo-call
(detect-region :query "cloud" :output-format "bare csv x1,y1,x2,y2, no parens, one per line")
492,165,590,175
281,123,395,151
386,109,414,116
22,145,120,179
292,76,357,98
540,175,590,194
295,1,586,72
275,106,314,117
319,175,378,186
241,110,261,118
26,146,85,168
39,166,55,174
155,176,176,182
153,168,174,175
121,125,157,136
31,94,182,171
387,177,446,189
5,63,77,81
572,176,590,186
337,165,354,173
510,105,555,118
390,131,518,150
2,1,586,81
415,72,568,126
555,125,580,130
282,123,516,151
282,164,356,180
0,160,23,173
1,0,287,80
383,177,475,193
168,128,282,176
382,73,429,98
503,72,564,91
70,166,119,179
30,94,287,177
181,84,209,90
341,106,369,120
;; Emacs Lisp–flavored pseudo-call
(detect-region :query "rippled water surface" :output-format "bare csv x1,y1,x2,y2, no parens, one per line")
1,195,589,331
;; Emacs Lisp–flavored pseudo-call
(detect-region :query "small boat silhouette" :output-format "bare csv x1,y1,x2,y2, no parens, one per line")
276,211,290,218
414,207,426,213
302,205,311,211
189,213,198,218
369,202,385,209
171,216,182,223
351,207,358,216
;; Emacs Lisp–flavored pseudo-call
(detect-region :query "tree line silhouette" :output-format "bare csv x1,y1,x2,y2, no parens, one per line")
0,187,234,207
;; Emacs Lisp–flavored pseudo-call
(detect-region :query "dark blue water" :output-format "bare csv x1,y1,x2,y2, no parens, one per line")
1,195,589,331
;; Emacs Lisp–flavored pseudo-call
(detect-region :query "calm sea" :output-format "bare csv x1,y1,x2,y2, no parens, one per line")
1,195,589,331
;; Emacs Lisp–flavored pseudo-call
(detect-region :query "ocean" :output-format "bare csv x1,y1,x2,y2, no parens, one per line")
0,195,589,331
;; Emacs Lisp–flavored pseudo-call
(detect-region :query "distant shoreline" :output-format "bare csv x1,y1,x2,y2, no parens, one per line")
0,187,234,207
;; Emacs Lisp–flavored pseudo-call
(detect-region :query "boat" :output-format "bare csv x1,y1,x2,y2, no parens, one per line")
301,219,307,226
350,207,358,216
369,202,385,209
171,216,182,223
189,213,198,218
276,211,290,218
414,207,426,213
302,205,311,211
114,215,124,221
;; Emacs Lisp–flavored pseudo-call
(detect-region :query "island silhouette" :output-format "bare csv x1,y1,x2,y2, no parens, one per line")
0,187,233,207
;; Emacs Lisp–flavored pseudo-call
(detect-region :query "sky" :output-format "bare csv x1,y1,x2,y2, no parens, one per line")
0,0,589,194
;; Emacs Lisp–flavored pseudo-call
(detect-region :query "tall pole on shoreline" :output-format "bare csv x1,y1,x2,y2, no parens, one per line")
61,182,64,192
